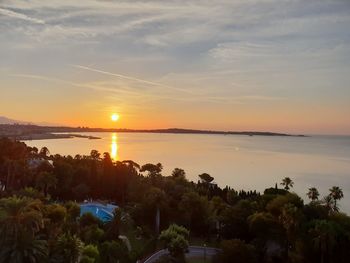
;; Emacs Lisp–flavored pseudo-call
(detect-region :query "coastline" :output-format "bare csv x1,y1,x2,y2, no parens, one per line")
1,124,306,141
17,133,101,141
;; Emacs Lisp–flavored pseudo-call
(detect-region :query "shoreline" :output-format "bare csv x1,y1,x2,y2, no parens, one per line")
1,124,306,141
18,133,101,141
17,131,304,141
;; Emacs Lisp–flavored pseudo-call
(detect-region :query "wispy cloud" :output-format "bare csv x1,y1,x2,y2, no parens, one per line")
9,72,238,104
72,65,192,94
9,73,70,84
0,7,45,24
2,0,350,132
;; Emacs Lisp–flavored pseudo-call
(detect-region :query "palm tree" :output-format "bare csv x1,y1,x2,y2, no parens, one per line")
323,195,335,212
280,177,294,191
52,233,83,263
329,186,344,210
307,187,320,201
0,196,43,239
0,197,46,263
0,233,47,263
279,203,300,260
145,187,166,235
309,220,337,263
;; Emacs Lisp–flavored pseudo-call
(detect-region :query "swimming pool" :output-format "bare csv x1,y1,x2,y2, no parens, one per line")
80,203,118,222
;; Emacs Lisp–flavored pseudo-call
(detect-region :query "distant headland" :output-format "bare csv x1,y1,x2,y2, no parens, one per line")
0,124,306,141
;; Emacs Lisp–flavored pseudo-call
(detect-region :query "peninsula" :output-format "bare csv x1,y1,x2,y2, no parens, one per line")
0,124,305,141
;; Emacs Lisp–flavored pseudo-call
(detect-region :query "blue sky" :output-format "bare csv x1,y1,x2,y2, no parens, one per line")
0,0,349,134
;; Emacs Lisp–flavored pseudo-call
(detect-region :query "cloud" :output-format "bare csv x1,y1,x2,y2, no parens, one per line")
0,7,45,24
72,65,192,94
9,73,69,84
1,0,350,133
9,72,245,105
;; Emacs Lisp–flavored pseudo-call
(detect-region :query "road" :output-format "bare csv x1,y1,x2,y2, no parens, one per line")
143,246,221,263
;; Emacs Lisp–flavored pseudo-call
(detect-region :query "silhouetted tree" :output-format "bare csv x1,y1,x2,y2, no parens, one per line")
281,177,294,191
307,187,320,202
199,173,214,184
329,186,344,211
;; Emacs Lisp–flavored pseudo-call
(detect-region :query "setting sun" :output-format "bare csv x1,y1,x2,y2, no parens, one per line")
111,113,119,122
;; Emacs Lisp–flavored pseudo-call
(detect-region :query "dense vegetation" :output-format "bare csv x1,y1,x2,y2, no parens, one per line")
0,137,349,263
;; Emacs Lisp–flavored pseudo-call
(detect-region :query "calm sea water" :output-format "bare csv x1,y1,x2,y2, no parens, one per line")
24,133,350,213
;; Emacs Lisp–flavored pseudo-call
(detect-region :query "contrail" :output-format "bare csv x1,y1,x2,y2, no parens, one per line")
9,74,70,84
9,73,179,100
0,7,45,24
72,64,192,94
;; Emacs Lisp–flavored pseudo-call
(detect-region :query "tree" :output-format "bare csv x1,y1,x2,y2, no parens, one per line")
3,158,27,191
79,212,101,228
144,187,166,234
248,212,277,238
51,233,83,263
159,224,189,260
226,189,240,205
178,191,211,234
103,152,113,165
280,177,294,191
121,160,140,170
39,147,50,159
64,202,80,234
279,203,302,260
0,234,48,263
81,244,100,263
172,168,186,179
309,220,337,263
81,225,104,245
99,240,130,263
266,193,303,217
0,196,47,263
307,187,319,202
105,208,122,240
89,150,101,161
220,200,255,240
214,239,257,263
322,195,335,212
0,196,43,239
140,163,163,177
17,187,45,200
198,173,214,184
35,171,57,196
329,186,344,211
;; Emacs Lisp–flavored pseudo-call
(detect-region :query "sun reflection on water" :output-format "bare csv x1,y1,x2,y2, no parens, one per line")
110,133,118,161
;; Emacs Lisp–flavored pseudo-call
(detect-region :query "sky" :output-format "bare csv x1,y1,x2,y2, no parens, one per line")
0,0,350,135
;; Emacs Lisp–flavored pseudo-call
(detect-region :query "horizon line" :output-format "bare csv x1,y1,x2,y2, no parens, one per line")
2,123,350,136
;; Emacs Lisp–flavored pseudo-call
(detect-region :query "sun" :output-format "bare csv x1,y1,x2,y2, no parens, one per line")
111,113,120,122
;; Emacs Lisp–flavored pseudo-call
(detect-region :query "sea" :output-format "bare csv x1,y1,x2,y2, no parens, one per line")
24,132,350,213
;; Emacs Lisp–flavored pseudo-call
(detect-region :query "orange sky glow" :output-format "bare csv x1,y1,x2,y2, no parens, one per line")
0,1,349,135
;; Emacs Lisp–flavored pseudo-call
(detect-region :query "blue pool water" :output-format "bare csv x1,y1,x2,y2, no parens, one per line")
80,203,118,222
